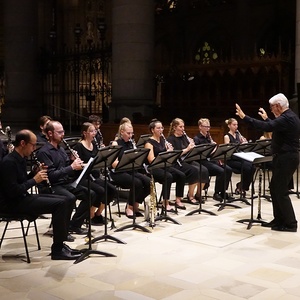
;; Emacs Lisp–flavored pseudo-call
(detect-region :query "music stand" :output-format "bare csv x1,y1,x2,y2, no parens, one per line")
148,150,183,225
88,145,126,245
72,157,116,264
210,143,240,211
228,142,257,206
237,155,273,229
252,139,272,201
136,134,152,148
184,144,217,216
114,148,151,233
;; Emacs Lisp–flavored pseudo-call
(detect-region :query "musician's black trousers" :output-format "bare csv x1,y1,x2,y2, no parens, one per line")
270,152,298,228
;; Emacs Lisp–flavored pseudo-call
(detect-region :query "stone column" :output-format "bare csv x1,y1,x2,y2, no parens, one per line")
2,0,40,130
110,0,154,123
296,0,300,89
294,0,300,116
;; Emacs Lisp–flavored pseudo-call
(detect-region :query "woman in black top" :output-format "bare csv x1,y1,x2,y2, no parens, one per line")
110,122,150,218
145,119,186,212
224,118,255,195
167,118,209,206
73,122,116,225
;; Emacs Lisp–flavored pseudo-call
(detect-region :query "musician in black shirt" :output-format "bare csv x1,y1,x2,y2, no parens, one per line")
0,130,81,260
110,122,150,218
37,121,97,235
236,93,300,232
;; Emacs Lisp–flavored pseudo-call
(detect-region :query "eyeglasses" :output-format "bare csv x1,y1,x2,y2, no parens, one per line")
54,130,65,134
270,104,277,110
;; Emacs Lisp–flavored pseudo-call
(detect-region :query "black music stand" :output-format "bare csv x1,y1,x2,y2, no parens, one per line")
148,150,183,225
210,143,240,211
237,155,273,229
252,139,272,202
136,134,152,148
72,157,116,264
184,144,217,216
89,145,126,245
228,142,257,206
114,148,151,233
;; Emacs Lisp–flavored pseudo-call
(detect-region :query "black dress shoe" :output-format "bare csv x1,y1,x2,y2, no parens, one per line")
51,247,82,260
69,226,89,235
66,234,76,242
213,193,223,202
63,243,82,255
175,203,186,210
271,225,297,232
224,193,235,201
261,220,278,228
134,211,144,217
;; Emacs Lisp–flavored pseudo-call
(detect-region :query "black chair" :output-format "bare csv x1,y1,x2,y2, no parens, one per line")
0,213,41,263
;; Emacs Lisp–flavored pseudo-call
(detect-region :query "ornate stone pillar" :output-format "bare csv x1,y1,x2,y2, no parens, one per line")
110,0,154,123
2,0,40,130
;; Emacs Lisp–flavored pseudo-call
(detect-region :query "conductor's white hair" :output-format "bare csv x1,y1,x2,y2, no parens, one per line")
269,93,289,108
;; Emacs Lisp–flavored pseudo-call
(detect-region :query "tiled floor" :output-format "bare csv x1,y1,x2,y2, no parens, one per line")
1,174,300,300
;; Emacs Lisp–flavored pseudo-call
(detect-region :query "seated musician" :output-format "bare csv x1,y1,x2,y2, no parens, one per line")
144,119,186,212
193,118,234,201
88,114,105,148
167,118,209,207
0,129,81,260
73,122,117,225
36,115,52,143
224,118,255,196
110,121,150,218
37,120,97,235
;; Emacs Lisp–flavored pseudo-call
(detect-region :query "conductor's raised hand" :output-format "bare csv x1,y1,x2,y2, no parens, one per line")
258,107,268,120
235,103,245,119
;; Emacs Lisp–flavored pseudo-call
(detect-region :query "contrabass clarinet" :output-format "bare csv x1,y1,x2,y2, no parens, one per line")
32,152,54,193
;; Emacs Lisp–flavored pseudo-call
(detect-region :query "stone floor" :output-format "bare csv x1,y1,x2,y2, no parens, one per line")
1,174,300,300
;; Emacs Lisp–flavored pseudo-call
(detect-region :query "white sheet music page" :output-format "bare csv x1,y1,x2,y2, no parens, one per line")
233,151,264,162
71,157,95,188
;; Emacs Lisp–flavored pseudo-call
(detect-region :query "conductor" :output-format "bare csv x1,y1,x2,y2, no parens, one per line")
235,93,300,232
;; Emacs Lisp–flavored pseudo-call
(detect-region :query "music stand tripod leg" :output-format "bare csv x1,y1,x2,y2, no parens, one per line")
186,156,217,216
216,154,241,211
89,158,126,244
74,176,116,264
155,162,181,225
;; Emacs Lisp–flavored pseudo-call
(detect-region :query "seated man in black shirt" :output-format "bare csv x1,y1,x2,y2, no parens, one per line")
0,129,81,260
37,120,98,235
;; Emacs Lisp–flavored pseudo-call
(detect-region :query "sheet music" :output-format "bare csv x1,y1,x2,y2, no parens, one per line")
71,157,95,188
233,151,264,162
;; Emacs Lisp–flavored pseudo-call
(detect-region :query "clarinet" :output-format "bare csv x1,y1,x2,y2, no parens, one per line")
130,138,149,173
62,138,84,168
161,133,182,167
32,152,54,193
236,130,247,143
